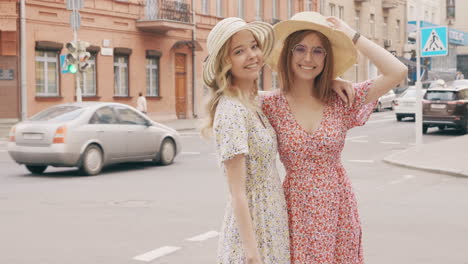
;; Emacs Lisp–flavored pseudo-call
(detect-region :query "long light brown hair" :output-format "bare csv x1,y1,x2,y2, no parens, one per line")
278,30,335,103
201,34,262,138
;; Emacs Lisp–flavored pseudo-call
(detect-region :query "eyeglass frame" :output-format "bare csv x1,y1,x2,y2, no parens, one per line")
291,44,328,60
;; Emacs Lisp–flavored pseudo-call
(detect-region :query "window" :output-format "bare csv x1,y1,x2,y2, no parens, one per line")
216,0,223,17
383,17,388,38
272,71,279,90
255,0,263,20
338,6,344,19
114,55,129,96
238,0,244,18
288,0,295,18
258,67,264,90
146,57,160,97
202,0,209,14
396,19,401,42
272,0,278,19
35,50,59,96
31,105,84,122
329,3,336,16
80,54,97,96
370,14,375,39
355,10,360,33
306,0,312,11
89,107,118,124
114,106,147,125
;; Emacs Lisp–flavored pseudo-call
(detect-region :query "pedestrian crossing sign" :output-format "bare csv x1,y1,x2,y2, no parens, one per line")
421,26,448,57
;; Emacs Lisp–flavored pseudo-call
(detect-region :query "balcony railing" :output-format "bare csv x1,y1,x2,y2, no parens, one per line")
145,0,192,24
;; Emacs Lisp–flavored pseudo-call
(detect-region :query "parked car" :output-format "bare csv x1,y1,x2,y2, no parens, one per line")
394,86,426,121
422,80,468,134
8,102,181,175
374,89,397,112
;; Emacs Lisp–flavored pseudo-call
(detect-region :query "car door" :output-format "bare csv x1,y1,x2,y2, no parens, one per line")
89,106,127,161
113,106,157,159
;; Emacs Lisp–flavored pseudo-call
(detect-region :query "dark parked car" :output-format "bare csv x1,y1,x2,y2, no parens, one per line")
422,80,468,134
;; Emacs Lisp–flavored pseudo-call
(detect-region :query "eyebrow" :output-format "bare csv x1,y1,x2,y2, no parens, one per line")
231,40,257,52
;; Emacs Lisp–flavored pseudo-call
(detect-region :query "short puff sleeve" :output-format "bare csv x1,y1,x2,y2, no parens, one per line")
344,80,377,129
213,98,249,164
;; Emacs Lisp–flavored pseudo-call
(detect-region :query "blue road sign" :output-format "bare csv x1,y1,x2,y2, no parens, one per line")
421,26,448,57
60,55,70,74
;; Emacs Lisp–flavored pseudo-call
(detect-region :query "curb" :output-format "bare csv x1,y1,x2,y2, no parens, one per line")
383,155,468,178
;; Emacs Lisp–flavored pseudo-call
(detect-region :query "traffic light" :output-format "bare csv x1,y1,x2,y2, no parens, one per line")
77,40,91,73
65,41,78,74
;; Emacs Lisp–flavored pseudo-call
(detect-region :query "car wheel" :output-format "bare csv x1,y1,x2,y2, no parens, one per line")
155,138,176,166
376,102,382,112
79,145,103,176
460,122,468,135
396,115,403,121
25,165,47,175
423,125,428,134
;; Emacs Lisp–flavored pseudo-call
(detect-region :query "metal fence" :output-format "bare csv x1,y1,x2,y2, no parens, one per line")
145,0,192,23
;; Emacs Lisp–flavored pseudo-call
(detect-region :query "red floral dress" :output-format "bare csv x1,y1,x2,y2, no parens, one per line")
261,80,376,264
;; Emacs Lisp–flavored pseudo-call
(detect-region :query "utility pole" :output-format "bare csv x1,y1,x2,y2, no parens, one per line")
20,0,27,120
66,0,84,102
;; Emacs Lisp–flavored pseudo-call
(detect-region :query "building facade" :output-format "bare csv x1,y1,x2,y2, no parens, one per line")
0,0,407,121
319,0,407,83
439,0,468,77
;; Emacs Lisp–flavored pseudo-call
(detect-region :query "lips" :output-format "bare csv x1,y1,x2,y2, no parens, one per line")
298,64,316,70
244,63,259,70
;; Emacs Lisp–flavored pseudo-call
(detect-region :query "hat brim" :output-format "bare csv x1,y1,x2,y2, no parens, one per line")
203,21,274,87
266,20,357,79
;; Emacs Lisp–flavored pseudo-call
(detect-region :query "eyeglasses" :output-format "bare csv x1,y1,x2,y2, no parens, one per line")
291,44,327,60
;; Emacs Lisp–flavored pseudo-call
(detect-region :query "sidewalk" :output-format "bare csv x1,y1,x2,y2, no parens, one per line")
384,135,468,177
159,118,200,131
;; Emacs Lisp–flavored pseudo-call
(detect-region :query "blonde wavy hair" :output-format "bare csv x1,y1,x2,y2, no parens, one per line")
201,35,262,138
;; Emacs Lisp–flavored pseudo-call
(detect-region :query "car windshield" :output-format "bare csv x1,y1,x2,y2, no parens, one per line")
30,106,84,122
424,91,457,101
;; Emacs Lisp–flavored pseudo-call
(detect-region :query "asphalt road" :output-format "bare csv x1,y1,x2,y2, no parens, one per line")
0,110,467,264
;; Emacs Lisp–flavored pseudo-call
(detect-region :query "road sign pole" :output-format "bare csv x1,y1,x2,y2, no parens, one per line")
415,19,423,145
70,0,82,103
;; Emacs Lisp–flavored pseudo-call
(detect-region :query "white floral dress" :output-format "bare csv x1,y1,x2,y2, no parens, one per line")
214,96,290,264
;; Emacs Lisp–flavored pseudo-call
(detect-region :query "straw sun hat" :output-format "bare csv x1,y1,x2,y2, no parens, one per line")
267,11,357,79
203,17,274,87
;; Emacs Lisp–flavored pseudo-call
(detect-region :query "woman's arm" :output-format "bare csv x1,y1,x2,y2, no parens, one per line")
327,16,408,104
224,154,263,264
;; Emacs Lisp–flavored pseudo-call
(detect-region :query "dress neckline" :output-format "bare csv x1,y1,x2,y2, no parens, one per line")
280,93,328,137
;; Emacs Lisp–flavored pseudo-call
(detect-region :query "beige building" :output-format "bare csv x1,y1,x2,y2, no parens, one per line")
319,0,407,83
1,0,406,122
439,0,468,76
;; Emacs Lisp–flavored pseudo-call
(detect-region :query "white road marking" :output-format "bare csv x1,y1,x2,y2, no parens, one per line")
380,141,401,145
350,140,369,143
348,160,374,163
389,174,415,185
345,135,368,141
367,118,395,124
181,152,201,155
186,230,219,242
133,246,181,262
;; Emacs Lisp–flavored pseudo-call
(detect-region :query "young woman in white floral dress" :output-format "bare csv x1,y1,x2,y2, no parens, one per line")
201,17,290,264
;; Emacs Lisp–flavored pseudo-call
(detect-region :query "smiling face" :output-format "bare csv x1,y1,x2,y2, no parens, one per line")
291,32,326,82
228,30,263,84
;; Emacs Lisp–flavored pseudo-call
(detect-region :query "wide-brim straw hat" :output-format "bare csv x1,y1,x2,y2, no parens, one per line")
266,11,357,79
203,17,274,87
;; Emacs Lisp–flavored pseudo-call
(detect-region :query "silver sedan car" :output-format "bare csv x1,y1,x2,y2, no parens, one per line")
8,102,181,175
